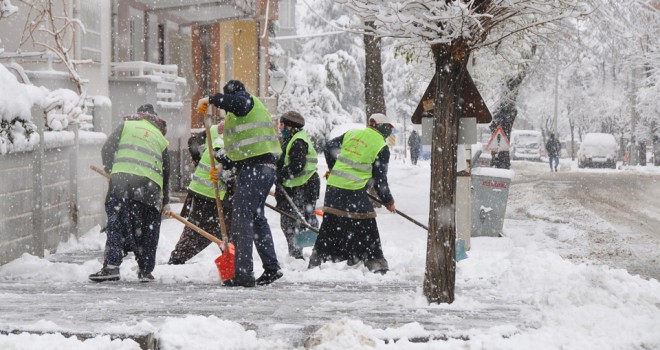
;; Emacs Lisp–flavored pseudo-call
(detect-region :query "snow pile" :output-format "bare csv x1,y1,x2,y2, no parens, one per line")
43,88,93,131
0,63,46,154
158,316,287,350
0,333,141,350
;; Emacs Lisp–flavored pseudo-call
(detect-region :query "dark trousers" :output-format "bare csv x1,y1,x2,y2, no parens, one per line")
230,164,279,283
549,156,559,170
104,197,161,273
168,191,232,264
410,151,419,165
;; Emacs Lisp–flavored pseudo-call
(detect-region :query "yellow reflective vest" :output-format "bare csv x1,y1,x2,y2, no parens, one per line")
223,97,281,161
188,125,227,200
327,128,386,190
283,130,318,188
112,119,169,190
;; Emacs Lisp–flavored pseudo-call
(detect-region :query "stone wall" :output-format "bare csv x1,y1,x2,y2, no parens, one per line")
0,130,107,265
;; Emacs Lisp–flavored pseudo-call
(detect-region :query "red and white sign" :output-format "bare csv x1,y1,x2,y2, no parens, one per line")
485,126,510,152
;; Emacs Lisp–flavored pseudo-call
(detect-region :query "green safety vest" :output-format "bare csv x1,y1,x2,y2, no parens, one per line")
223,97,281,161
327,128,386,190
112,119,169,190
188,125,227,200
283,130,318,188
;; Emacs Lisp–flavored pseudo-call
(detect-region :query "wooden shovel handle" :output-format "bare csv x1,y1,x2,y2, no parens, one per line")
90,165,110,180
203,114,229,247
166,211,224,247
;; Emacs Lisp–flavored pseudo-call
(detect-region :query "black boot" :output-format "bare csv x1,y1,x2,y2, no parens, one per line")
256,269,283,286
89,266,120,282
138,271,155,282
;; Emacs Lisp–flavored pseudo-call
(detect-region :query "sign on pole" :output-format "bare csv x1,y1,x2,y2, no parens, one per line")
484,126,510,152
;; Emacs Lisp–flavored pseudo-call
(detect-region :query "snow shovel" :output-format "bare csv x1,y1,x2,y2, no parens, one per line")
264,201,320,249
202,112,235,281
275,183,320,249
366,192,428,230
164,211,235,279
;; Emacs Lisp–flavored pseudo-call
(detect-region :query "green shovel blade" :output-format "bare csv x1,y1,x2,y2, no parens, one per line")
293,230,318,249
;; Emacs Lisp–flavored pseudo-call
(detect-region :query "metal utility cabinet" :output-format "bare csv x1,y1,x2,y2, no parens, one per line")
470,167,514,237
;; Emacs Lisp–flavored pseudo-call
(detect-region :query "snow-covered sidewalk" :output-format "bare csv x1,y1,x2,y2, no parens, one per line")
1,160,659,349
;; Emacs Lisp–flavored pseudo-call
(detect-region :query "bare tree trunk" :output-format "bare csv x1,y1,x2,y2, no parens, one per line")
363,21,386,122
423,44,468,304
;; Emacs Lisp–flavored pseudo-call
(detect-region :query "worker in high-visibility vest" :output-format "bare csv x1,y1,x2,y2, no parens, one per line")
89,104,170,283
168,121,235,265
197,80,283,287
308,113,396,274
275,111,320,259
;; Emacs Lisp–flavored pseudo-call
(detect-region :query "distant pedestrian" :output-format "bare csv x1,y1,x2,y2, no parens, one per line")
546,133,561,172
89,104,170,283
308,113,396,274
168,121,234,265
197,79,283,287
275,111,320,259
408,130,421,165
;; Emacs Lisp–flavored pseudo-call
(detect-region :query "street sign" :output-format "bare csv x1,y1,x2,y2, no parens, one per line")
485,126,510,152
411,71,492,125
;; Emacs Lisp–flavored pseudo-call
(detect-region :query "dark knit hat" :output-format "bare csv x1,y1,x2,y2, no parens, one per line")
137,104,157,115
223,80,246,94
280,111,305,128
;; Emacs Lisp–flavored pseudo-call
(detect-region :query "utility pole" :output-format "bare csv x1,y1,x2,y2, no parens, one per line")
553,63,559,135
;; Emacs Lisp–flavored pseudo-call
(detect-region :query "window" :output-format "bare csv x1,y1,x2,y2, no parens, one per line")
80,1,102,62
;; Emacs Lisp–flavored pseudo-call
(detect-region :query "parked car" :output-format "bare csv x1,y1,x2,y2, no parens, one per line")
510,130,542,161
577,133,618,169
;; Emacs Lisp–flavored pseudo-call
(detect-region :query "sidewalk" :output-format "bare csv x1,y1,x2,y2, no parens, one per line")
0,248,527,349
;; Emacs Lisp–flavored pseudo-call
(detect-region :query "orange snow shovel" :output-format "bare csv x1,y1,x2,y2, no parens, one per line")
202,110,235,281
164,211,235,280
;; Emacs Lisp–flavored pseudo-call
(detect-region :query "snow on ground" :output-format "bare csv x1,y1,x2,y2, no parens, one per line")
1,158,660,349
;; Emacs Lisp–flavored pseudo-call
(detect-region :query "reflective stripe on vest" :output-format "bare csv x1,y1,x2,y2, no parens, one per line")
112,119,169,189
188,125,227,199
283,130,318,188
223,97,281,161
327,128,386,190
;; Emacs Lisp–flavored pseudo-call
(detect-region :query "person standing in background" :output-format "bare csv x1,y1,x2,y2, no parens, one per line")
408,130,421,165
546,133,561,172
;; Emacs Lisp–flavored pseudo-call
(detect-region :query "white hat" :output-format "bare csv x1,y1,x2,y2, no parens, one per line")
369,113,394,127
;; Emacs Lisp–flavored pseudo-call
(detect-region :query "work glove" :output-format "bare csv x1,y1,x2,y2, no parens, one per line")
162,204,172,216
209,166,221,183
196,97,210,114
214,147,226,161
384,201,396,213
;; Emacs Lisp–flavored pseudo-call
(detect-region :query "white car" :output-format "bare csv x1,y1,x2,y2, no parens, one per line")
577,133,618,169
510,130,542,161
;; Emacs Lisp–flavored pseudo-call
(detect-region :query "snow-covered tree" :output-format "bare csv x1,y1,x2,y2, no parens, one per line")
337,0,592,304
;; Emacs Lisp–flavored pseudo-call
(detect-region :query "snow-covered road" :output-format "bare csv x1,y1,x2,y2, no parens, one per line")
508,160,660,280
1,158,659,349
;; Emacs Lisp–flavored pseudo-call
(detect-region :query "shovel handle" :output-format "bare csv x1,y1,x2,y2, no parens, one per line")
264,202,319,233
91,165,228,250
90,165,110,180
366,192,428,231
203,113,230,246
167,211,224,247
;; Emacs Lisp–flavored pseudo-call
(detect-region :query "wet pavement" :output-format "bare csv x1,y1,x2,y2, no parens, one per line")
0,250,527,349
